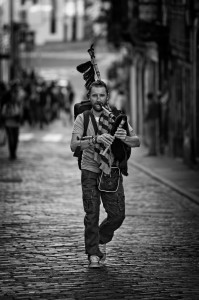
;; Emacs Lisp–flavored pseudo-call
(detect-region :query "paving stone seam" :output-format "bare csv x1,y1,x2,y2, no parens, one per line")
130,161,199,206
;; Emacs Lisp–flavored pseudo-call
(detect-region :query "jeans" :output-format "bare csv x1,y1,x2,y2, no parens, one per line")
81,169,125,258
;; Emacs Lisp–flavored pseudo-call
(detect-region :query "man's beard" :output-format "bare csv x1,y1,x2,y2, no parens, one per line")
92,102,103,112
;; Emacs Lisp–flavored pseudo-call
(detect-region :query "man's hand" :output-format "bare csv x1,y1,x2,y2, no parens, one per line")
115,128,127,141
97,133,115,147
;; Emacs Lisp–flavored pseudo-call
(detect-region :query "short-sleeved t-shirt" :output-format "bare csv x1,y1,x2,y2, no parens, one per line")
72,112,134,173
72,113,101,173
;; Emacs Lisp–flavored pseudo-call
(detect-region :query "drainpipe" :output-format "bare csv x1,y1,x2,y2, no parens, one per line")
9,0,14,80
192,18,198,162
0,3,3,80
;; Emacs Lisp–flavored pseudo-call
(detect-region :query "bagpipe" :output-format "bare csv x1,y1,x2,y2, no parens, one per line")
76,44,131,175
100,104,131,165
81,104,131,173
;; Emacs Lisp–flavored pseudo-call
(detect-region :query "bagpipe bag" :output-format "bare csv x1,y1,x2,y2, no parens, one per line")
110,109,131,175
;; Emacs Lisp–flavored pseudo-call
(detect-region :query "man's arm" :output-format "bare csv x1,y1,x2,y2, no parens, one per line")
70,114,87,152
115,127,140,148
70,133,94,152
70,113,116,152
70,133,115,152
123,130,140,148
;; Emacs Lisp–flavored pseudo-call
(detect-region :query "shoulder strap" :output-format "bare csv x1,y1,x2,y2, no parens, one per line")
88,112,98,135
83,110,98,136
83,110,90,137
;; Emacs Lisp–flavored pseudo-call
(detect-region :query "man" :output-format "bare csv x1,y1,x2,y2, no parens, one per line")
70,80,140,268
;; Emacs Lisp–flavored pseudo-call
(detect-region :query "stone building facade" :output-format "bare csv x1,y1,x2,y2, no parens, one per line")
110,0,199,166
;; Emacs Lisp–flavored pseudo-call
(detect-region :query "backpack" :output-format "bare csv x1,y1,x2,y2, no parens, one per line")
73,110,98,170
74,100,92,120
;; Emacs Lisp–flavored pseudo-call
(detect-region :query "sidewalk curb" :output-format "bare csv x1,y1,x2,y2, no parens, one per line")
130,161,199,206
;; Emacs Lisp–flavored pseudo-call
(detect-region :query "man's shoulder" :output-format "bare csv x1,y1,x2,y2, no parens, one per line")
74,112,84,122
75,110,93,121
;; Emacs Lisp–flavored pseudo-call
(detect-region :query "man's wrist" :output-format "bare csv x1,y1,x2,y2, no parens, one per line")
123,135,127,143
92,136,97,144
89,136,97,146
96,136,100,143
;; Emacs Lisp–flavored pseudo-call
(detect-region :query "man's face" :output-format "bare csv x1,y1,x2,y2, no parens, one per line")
90,86,108,112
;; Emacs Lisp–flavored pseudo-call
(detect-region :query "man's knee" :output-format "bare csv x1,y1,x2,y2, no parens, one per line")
111,213,125,227
118,213,125,224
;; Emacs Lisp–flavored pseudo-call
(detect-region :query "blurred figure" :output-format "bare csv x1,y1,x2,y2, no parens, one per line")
60,86,69,126
1,69,64,137
0,81,7,107
48,82,60,121
22,85,32,127
0,82,7,147
60,81,75,126
1,83,23,160
38,82,48,129
109,87,118,108
117,90,127,113
157,90,169,155
144,92,159,156
29,84,39,127
0,81,7,119
66,82,75,123
113,89,127,114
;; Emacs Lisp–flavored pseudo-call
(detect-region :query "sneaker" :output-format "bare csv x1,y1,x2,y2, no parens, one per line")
88,255,101,268
99,244,106,264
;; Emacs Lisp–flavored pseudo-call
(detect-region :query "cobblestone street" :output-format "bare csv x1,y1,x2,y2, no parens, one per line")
0,122,199,300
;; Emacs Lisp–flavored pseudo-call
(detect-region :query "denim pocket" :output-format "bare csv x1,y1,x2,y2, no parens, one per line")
82,189,93,213
83,188,100,213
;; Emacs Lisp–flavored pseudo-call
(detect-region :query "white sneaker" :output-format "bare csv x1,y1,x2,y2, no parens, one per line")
88,255,101,268
99,244,106,264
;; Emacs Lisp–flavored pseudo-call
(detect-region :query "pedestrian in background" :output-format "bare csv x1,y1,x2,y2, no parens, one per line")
111,89,127,114
0,82,7,147
1,83,23,160
144,92,159,156
38,82,48,129
67,82,75,123
60,86,70,127
60,82,75,126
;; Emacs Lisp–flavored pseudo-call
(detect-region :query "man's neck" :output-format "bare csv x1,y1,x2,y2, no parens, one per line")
91,108,103,117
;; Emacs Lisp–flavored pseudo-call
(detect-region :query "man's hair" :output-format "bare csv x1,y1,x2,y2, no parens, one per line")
87,80,109,98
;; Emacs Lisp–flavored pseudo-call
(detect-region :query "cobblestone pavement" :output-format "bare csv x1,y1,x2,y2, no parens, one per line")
0,124,199,300
130,146,199,204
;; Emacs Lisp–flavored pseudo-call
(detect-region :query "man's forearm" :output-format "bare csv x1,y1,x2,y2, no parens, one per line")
123,135,140,148
71,139,93,152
